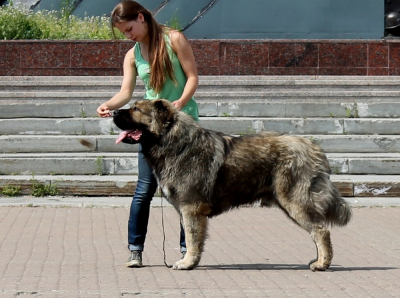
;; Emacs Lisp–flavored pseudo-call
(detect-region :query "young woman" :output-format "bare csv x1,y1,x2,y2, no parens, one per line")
97,0,199,268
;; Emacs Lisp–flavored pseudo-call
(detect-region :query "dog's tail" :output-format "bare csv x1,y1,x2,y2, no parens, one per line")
326,182,352,227
310,174,352,227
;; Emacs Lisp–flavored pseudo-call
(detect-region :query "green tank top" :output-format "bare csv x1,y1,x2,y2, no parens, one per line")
134,34,199,121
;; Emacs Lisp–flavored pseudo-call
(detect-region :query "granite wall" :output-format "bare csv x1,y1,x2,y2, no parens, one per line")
1,39,399,76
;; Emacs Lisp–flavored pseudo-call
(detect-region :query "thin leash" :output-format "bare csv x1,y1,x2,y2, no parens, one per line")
161,192,172,268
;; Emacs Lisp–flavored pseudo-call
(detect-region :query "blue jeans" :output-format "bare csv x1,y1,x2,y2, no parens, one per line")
128,146,186,252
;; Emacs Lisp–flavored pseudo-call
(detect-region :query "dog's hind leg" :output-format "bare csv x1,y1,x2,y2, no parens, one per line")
276,202,333,271
173,204,209,270
308,225,333,271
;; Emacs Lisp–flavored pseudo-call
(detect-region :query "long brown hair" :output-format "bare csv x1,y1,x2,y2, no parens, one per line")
111,0,176,94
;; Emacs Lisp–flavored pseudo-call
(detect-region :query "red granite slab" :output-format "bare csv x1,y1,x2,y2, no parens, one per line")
21,42,71,69
197,67,220,75
1,39,400,76
21,68,72,76
388,42,400,69
268,43,296,68
319,43,368,68
368,67,389,75
293,67,319,75
69,68,122,76
70,41,121,69
118,41,135,64
389,67,400,75
295,43,319,67
369,43,388,68
319,67,368,75
190,40,220,69
220,66,269,75
0,43,20,70
220,42,268,68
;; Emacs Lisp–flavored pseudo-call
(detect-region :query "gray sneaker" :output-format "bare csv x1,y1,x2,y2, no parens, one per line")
125,250,142,268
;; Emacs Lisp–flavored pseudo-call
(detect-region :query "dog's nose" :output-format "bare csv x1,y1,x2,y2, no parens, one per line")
112,110,120,117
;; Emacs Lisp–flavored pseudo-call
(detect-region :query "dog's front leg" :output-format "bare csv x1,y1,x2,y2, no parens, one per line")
173,205,208,270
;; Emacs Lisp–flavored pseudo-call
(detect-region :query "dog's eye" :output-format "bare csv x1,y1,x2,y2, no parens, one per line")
132,106,139,112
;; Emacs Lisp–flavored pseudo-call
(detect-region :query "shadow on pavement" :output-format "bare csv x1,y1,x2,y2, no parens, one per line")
200,263,398,271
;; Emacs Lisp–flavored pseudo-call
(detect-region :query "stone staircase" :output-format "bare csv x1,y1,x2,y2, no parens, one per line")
1,76,400,201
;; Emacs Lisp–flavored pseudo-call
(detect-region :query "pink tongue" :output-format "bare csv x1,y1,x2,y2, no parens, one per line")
115,129,142,144
116,131,129,144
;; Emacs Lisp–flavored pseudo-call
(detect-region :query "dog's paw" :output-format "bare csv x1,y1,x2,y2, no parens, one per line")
309,259,330,271
172,259,195,270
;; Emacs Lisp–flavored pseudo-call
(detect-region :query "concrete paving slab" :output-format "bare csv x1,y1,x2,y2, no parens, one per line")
0,205,399,297
1,195,400,208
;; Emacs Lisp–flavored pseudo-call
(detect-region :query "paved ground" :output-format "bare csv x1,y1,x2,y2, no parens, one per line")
0,198,399,297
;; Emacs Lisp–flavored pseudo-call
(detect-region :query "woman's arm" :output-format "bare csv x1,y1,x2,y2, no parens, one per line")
169,30,198,110
97,48,137,117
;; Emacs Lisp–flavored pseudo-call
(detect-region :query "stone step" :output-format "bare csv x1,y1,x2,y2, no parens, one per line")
0,100,399,119
0,175,137,197
1,152,400,176
2,135,400,154
201,101,400,118
3,76,400,92
0,153,138,176
0,76,399,198
2,90,400,101
200,117,400,135
2,75,400,81
0,135,134,153
1,117,399,136
0,174,399,198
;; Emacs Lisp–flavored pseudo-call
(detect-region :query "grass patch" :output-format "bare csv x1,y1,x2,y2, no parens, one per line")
96,156,105,175
31,179,58,197
1,185,21,197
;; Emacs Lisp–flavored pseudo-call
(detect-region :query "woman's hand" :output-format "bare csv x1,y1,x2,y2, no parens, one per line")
169,30,198,108
97,103,112,118
171,99,184,110
96,48,137,119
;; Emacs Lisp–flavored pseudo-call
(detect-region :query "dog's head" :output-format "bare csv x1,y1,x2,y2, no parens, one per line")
113,99,176,144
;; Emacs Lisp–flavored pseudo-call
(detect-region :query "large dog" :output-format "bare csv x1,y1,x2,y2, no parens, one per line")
113,99,352,271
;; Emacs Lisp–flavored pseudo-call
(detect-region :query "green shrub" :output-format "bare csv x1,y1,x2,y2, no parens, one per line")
0,6,44,39
165,9,183,31
0,4,124,40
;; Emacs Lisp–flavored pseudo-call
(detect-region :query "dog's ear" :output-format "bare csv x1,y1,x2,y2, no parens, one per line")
153,99,172,113
149,99,175,137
